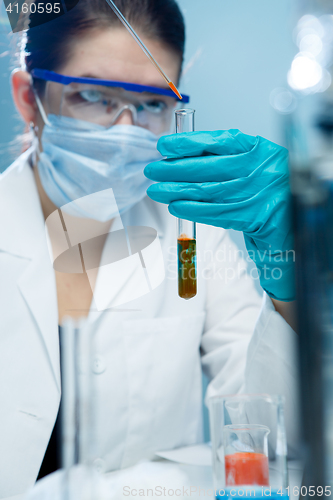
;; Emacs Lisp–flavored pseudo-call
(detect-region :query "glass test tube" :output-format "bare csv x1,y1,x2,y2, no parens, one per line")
60,319,95,469
175,109,197,300
60,319,102,500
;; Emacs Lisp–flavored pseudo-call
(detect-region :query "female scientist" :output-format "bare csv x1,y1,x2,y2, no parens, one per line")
0,0,298,496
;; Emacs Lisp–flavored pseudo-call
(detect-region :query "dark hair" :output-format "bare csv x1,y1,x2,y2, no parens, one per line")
23,0,185,92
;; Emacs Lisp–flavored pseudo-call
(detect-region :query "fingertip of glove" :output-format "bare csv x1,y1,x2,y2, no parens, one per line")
143,164,151,179
144,162,160,180
146,184,160,200
146,184,154,197
168,202,179,217
157,134,176,156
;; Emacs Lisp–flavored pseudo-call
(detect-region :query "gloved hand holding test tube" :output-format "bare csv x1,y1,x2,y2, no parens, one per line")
145,129,295,303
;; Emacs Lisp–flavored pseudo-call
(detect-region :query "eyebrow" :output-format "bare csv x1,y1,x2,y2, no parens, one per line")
80,73,102,79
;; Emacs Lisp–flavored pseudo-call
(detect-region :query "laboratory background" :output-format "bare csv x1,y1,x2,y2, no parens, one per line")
1,0,333,498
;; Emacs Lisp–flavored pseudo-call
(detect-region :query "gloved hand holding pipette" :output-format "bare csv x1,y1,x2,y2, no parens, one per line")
144,129,295,302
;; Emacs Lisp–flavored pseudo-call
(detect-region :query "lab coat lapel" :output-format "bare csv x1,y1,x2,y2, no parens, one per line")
90,197,167,312
0,152,60,390
17,239,60,391
89,232,150,311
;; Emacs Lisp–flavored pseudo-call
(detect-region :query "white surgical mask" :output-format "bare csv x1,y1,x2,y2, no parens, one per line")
37,115,162,221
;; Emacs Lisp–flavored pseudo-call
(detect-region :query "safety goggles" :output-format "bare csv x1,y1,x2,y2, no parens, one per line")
31,69,190,135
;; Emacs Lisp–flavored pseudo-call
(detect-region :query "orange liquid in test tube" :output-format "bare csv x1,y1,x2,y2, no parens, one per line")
178,235,197,299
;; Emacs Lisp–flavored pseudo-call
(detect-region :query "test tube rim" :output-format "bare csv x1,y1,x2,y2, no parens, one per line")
175,108,195,116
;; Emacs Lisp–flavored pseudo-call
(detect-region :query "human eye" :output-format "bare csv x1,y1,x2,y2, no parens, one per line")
79,89,103,103
143,99,168,114
68,90,118,112
64,89,103,106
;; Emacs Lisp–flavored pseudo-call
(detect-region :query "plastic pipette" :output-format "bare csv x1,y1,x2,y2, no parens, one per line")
105,0,183,100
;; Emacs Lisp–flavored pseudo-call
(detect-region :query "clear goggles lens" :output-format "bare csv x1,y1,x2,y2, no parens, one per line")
40,80,178,135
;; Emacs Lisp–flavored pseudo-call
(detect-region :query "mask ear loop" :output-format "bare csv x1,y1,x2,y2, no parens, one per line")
27,119,39,167
28,79,40,164
30,78,52,164
30,75,51,127
33,88,51,127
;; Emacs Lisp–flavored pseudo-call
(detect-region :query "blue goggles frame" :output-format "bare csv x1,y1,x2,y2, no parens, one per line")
31,69,190,104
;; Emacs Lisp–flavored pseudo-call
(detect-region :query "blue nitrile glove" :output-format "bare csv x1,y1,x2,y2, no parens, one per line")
144,129,295,302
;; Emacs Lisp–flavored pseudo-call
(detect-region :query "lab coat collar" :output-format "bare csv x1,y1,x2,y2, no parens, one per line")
0,150,60,390
0,147,167,262
0,147,45,259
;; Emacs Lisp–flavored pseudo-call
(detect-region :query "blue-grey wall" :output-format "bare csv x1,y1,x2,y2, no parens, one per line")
177,0,297,143
0,4,20,172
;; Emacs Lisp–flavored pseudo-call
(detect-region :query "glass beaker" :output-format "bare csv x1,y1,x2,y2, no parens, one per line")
223,424,270,486
209,394,289,499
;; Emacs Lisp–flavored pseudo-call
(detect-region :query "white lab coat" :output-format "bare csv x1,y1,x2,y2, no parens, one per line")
0,149,299,498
